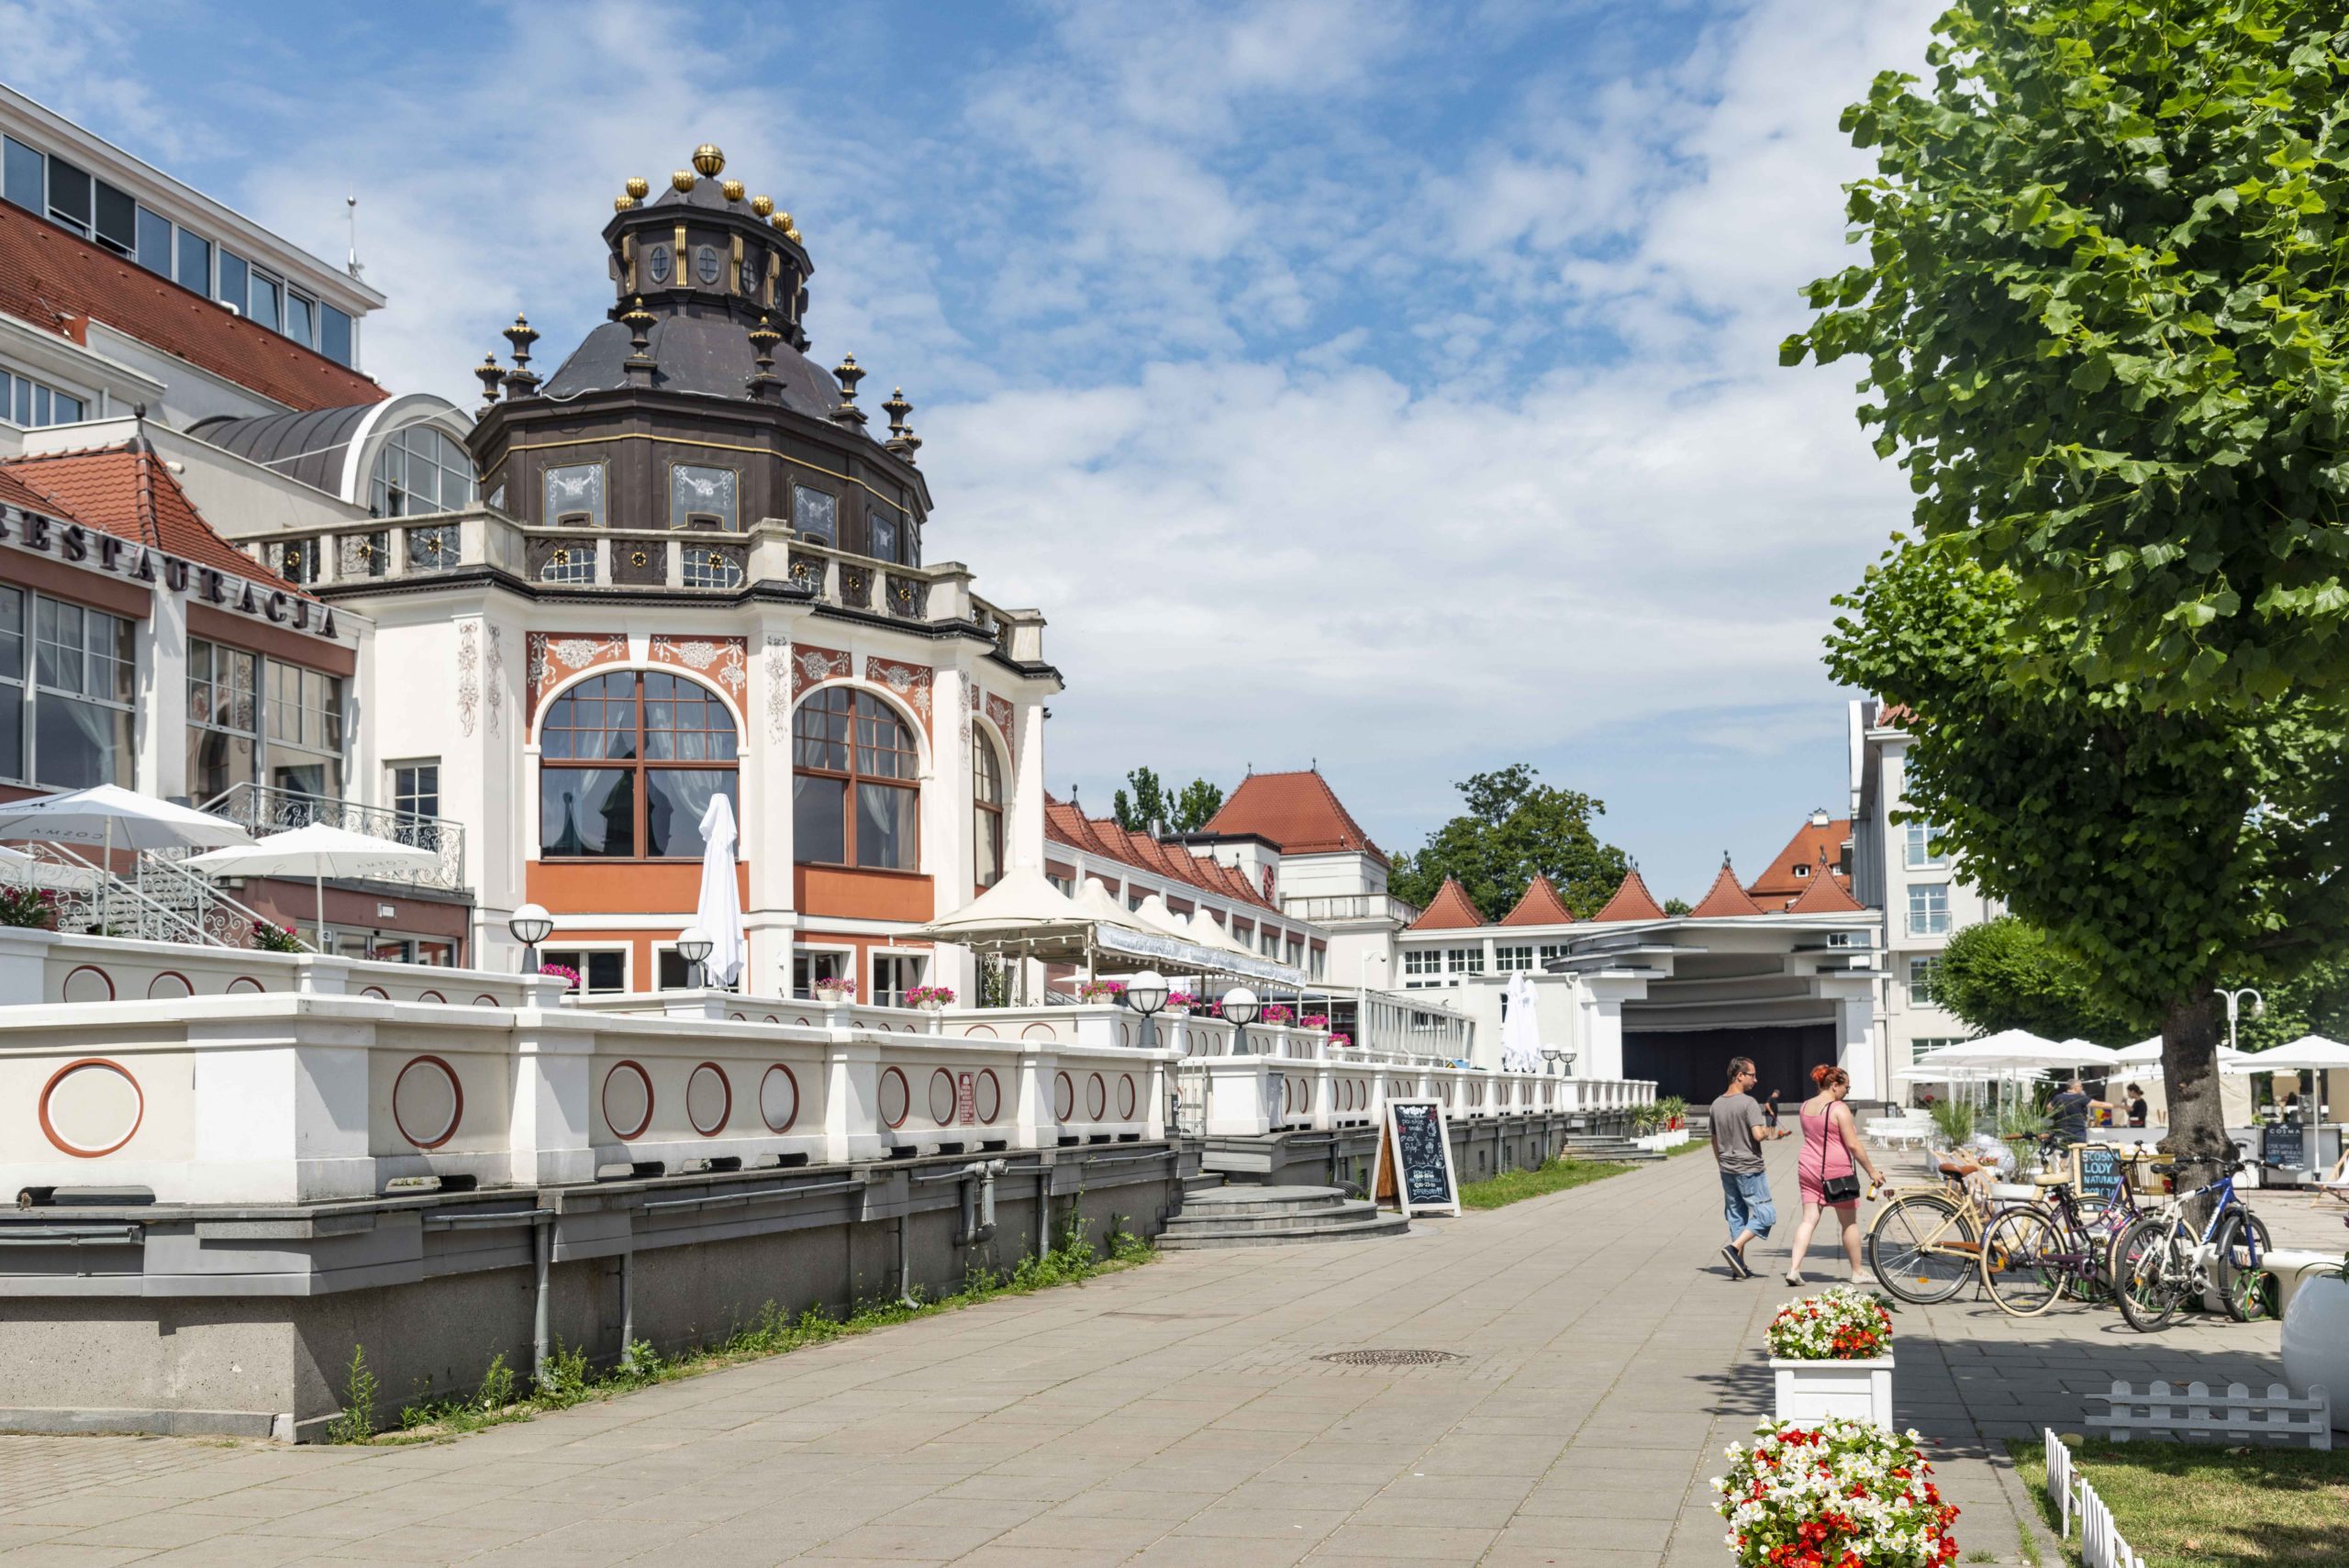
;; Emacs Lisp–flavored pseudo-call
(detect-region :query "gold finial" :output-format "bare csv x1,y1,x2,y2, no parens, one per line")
625,176,651,199
614,195,637,212
692,143,726,177
774,210,802,241
671,169,697,193
720,178,745,202
751,194,774,218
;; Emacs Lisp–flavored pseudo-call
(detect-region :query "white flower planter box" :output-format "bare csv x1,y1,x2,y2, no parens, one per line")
1631,1128,1690,1151
1771,1355,1895,1430
2283,1274,2349,1432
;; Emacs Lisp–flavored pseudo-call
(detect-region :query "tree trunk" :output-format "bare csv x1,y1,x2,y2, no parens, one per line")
2159,990,2231,1226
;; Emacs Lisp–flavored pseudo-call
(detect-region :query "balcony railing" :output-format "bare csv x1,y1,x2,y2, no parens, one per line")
203,782,468,892
1280,894,1423,926
223,508,1049,664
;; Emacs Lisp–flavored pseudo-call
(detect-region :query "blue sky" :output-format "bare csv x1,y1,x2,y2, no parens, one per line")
6,0,1940,903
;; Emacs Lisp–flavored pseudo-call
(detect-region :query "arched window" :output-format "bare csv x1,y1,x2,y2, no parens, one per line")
370,426,477,517
973,734,1004,890
539,672,737,859
794,688,917,870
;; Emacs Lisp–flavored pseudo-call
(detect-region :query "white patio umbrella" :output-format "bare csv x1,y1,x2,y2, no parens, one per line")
1500,969,1542,1073
2249,1035,2349,1073
185,822,437,950
2113,1036,2259,1073
693,793,745,989
0,783,250,860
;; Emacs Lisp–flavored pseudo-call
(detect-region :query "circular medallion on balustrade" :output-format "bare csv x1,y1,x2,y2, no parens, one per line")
393,1055,463,1150
602,1061,655,1140
1295,1077,1311,1112
1085,1073,1107,1121
759,1065,799,1132
147,972,193,1000
418,990,448,1005
473,994,500,1007
1118,1074,1136,1119
61,965,114,1003
929,1068,956,1126
39,1058,143,1157
1052,1072,1074,1121
686,1062,731,1136
226,976,263,994
879,1067,910,1129
974,1069,1001,1124
361,986,390,1000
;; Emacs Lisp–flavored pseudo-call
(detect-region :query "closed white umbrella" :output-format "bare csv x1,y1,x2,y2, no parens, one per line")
186,822,438,950
693,793,745,988
1501,970,1542,1073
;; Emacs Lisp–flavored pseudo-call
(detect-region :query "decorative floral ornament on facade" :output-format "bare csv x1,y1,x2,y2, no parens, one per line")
652,636,748,697
485,625,504,736
763,635,790,741
864,656,932,721
791,645,852,698
456,622,480,738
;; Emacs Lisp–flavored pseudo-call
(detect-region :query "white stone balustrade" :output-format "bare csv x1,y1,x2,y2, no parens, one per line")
0,930,1168,1207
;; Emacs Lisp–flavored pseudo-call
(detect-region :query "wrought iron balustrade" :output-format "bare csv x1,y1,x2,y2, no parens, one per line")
202,783,469,892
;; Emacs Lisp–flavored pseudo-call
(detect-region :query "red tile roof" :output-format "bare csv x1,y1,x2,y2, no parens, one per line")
0,466,72,517
0,440,301,591
1688,860,1766,918
1499,874,1575,927
0,202,383,413
1590,868,1667,923
1407,876,1487,931
1201,770,1386,865
1746,816,1853,908
1041,793,1278,912
1786,857,1868,915
1044,795,1118,858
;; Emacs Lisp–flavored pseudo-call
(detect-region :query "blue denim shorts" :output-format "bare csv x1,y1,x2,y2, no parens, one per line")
1721,1168,1776,1241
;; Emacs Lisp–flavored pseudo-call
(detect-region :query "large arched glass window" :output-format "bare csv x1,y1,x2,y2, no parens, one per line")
972,733,1004,890
539,672,737,859
794,689,918,870
370,425,477,517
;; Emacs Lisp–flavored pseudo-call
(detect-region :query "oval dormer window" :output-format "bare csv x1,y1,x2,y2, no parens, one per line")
645,244,674,285
695,246,722,285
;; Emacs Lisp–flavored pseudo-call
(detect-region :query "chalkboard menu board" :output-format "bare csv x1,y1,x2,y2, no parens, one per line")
1381,1099,1460,1217
2076,1143,2123,1200
2265,1120,2307,1173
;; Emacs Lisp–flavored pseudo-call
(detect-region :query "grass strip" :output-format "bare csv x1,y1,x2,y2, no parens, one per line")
335,1217,1152,1445
2009,1434,2349,1568
1459,1155,1636,1210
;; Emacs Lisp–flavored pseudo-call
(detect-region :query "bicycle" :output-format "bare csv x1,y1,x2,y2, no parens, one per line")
1866,1150,2009,1305
2110,1159,2274,1330
1976,1169,2115,1317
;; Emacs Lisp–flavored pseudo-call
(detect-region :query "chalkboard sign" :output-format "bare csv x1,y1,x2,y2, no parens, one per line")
2076,1143,2123,1201
2265,1120,2307,1173
1379,1099,1460,1218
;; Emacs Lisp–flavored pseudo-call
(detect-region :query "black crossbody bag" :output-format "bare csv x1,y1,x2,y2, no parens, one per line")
1810,1104,1863,1204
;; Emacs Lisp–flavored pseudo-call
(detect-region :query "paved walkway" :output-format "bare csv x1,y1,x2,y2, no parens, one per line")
0,1140,2311,1568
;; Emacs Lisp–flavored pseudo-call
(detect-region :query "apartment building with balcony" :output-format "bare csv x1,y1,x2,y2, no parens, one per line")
1849,697,2004,1085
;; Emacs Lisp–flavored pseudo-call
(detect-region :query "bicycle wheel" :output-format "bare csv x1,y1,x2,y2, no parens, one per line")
1981,1207,2065,1316
2052,1207,2113,1304
1866,1193,1976,1305
2215,1211,2277,1323
2113,1216,2188,1332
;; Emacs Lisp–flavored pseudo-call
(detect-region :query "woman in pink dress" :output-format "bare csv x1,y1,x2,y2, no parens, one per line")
1785,1063,1887,1287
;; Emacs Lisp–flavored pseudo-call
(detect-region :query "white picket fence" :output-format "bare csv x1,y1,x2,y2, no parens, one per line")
2043,1429,2147,1568
2088,1380,2332,1451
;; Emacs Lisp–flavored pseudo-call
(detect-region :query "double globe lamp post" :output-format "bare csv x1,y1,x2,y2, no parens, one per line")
1118,970,1264,1052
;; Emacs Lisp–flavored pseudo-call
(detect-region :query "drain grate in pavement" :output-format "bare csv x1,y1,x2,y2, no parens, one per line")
1316,1348,1464,1367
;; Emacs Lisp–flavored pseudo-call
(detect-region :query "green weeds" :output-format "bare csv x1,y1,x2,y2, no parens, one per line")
342,1212,1152,1444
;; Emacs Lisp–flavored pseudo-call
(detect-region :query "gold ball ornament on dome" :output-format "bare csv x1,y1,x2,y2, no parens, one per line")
614,195,637,212
720,179,745,202
625,176,651,199
692,143,726,177
750,195,774,218
671,169,697,193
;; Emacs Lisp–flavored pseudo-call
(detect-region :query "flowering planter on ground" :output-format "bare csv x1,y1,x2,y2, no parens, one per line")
1766,1285,1897,1430
1631,1128,1690,1151
1713,1418,1958,1568
1771,1355,1896,1429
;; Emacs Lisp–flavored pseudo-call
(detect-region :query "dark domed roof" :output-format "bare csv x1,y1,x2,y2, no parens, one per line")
188,404,377,495
539,315,840,418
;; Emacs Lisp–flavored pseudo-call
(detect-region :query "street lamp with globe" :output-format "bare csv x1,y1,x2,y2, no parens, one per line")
1221,984,1261,1054
508,902,553,976
1120,969,1169,1051
677,926,714,990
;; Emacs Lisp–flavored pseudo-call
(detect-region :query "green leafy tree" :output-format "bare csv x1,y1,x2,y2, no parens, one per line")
1928,916,2135,1044
1825,544,2349,1197
1662,897,1693,917
1389,764,1631,921
1171,778,1225,833
1787,3,2349,710
1112,770,1223,833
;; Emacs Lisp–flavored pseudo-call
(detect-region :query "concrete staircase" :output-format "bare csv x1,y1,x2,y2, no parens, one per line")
1159,1184,1409,1251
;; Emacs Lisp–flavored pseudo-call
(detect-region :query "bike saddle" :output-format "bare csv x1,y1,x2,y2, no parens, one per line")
2032,1173,2072,1188
1937,1160,1979,1176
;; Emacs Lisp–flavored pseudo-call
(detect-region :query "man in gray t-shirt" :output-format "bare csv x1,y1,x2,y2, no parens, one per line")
1711,1057,1790,1279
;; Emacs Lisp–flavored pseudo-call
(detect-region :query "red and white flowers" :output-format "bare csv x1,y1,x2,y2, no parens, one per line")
1712,1418,1959,1568
1767,1285,1894,1362
812,975,857,1001
1077,979,1126,1003
904,984,955,1007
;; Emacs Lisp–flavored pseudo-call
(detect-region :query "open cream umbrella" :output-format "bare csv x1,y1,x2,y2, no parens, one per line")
186,822,439,950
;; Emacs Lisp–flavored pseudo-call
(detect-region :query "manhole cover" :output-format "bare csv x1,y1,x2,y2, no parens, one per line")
1316,1349,1464,1367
